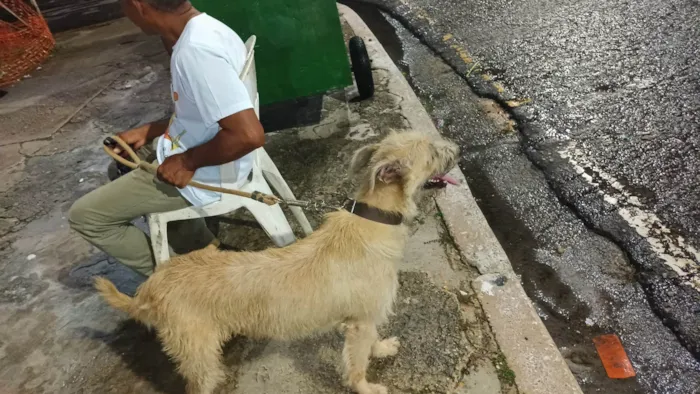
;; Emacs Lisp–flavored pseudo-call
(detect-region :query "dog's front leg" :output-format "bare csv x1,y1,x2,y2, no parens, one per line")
342,321,388,394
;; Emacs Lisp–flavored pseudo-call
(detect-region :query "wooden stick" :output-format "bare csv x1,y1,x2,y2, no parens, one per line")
103,135,281,206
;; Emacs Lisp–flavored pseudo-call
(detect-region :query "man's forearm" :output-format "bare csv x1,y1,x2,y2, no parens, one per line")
145,119,170,142
182,129,262,171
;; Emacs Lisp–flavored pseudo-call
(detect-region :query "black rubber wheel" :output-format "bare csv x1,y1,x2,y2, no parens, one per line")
349,36,374,100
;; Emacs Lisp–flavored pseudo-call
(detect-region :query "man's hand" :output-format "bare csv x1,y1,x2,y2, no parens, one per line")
111,119,171,157
157,154,195,188
114,126,149,156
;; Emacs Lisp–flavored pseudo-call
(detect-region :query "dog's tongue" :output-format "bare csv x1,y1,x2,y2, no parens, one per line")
433,174,460,185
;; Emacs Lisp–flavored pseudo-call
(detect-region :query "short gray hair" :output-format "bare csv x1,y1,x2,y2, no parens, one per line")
143,0,187,12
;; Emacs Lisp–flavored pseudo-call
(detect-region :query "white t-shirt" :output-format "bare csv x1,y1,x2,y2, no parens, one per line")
156,13,254,207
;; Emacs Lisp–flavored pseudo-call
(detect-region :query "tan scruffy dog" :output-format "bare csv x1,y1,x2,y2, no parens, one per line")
95,131,459,394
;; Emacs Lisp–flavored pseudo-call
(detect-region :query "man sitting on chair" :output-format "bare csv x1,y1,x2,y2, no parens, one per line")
69,0,264,277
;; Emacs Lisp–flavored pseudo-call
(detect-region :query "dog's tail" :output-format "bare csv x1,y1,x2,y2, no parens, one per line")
94,277,135,314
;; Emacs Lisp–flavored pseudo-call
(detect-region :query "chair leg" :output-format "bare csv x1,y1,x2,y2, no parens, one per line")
148,214,171,265
258,150,314,236
288,202,314,236
246,202,296,247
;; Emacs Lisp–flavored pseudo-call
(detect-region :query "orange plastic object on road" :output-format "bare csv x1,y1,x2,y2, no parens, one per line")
593,334,636,379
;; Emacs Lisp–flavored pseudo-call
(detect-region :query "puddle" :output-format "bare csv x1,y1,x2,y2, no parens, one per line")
461,163,643,394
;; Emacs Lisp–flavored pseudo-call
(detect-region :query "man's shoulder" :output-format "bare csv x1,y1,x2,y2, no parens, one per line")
183,14,245,51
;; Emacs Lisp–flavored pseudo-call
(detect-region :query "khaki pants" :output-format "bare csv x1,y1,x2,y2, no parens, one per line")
68,145,215,276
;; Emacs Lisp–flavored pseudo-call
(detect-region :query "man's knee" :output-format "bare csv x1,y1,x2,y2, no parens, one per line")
68,194,98,234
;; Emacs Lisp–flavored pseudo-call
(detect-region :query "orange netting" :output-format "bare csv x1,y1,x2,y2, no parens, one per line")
0,0,54,87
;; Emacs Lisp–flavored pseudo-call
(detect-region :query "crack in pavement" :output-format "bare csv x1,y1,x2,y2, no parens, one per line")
6,76,121,157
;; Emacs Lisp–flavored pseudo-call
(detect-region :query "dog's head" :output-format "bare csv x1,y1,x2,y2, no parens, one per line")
350,131,460,213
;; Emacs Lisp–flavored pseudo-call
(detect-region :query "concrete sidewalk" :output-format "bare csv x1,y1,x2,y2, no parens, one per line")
0,5,581,394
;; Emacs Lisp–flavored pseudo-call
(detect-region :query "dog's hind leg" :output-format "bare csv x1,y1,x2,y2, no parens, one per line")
159,326,227,394
371,336,400,358
342,321,388,394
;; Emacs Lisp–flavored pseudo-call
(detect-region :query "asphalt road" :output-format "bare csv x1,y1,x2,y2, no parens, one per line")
343,0,700,392
38,0,123,32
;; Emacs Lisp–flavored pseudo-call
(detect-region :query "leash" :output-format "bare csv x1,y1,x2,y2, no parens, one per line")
102,135,339,210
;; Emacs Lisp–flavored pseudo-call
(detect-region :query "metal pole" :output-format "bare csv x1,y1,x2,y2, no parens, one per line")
0,1,31,28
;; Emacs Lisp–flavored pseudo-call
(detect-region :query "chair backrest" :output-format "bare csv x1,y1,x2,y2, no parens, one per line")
220,35,259,191
240,36,259,117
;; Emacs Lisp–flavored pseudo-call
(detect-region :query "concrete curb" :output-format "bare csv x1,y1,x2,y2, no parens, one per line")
338,4,583,393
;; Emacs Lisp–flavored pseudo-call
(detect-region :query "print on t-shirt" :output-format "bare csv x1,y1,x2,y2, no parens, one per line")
164,112,187,152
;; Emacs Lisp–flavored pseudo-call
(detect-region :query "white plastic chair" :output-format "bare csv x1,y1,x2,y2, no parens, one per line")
148,36,313,265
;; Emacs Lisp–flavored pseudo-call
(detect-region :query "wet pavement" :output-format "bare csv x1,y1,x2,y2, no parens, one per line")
340,1,700,393
38,0,123,33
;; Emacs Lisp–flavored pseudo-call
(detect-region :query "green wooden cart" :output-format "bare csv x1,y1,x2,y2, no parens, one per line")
190,0,374,107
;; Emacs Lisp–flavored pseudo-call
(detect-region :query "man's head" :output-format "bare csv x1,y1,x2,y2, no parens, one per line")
121,0,189,34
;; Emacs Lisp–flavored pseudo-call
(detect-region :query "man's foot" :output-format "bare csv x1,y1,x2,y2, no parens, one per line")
107,160,133,181
60,253,145,296
217,243,243,252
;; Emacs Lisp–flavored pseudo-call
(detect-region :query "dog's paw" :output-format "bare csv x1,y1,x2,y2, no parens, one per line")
352,380,389,394
372,337,400,358
366,383,388,394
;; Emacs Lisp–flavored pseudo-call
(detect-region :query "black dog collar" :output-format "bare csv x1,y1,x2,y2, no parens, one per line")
343,200,404,226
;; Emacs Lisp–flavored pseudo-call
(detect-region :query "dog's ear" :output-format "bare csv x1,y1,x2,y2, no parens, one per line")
375,159,410,184
350,143,379,176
